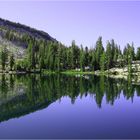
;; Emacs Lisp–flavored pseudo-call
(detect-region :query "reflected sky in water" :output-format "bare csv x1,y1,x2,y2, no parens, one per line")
0,75,139,138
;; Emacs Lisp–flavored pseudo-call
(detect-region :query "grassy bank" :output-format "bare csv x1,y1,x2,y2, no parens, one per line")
41,70,95,75
0,69,95,75
0,69,112,75
60,70,94,75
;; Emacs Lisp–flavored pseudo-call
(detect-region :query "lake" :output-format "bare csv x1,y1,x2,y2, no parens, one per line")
0,74,140,139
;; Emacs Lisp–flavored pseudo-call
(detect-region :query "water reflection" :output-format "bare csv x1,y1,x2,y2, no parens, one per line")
0,74,139,123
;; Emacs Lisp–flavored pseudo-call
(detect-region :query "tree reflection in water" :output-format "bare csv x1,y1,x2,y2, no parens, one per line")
0,74,139,122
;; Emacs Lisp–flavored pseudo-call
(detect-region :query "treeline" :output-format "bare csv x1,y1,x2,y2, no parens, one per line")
1,34,140,72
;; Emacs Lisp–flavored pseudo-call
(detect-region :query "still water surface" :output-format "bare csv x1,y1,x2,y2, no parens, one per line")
0,74,140,138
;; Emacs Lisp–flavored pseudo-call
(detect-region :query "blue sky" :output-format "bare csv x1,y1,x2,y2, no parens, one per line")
0,1,140,49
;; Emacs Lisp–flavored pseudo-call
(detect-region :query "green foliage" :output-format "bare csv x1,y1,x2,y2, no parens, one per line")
100,52,106,72
9,53,15,70
136,47,140,60
123,43,135,65
0,35,139,73
38,40,45,71
27,40,35,70
95,37,104,70
79,45,85,71
106,41,112,70
1,46,8,71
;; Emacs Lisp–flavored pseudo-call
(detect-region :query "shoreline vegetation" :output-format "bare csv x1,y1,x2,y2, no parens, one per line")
0,68,140,84
1,32,140,79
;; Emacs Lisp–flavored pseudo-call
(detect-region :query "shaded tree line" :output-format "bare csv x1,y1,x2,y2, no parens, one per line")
1,33,140,72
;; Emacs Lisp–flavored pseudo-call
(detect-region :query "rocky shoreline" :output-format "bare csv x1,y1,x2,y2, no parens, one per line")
95,63,140,84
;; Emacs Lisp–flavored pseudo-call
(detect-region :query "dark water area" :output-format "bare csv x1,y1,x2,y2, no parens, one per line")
0,74,140,138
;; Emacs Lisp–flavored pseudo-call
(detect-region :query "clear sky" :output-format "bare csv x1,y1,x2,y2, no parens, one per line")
0,1,140,49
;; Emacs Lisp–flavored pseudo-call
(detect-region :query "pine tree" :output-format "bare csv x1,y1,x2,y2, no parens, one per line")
84,46,89,67
56,45,61,72
136,47,140,60
87,48,94,71
9,53,15,71
67,48,73,70
1,46,8,71
27,40,35,70
71,40,80,69
95,37,104,70
128,55,132,74
79,45,85,71
106,41,112,70
100,52,106,72
39,42,45,72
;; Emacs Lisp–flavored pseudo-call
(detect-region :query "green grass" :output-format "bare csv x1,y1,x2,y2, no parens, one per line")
0,69,95,75
61,70,94,75
42,70,58,75
42,70,95,75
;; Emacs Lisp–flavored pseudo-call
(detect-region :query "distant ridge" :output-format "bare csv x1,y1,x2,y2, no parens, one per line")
0,17,56,42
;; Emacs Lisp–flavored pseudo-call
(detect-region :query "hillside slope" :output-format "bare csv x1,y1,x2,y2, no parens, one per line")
0,18,56,58
0,18,56,42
